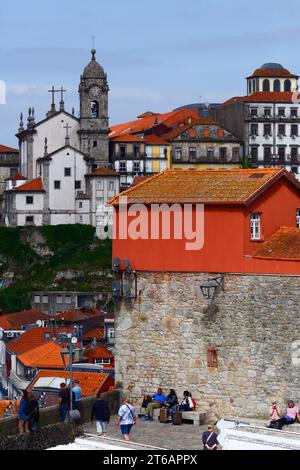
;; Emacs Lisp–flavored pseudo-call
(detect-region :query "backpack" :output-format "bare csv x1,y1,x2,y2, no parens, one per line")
192,399,196,409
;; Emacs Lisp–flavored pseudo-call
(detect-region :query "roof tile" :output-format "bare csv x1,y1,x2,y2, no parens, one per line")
253,227,300,260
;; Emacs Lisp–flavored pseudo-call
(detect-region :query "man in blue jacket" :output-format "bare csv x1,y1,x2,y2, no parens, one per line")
91,392,111,436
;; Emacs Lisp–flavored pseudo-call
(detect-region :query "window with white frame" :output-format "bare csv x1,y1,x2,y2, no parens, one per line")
108,180,115,191
97,180,103,190
56,295,63,304
34,295,40,303
108,327,115,339
42,295,49,304
65,295,71,304
250,213,261,240
95,358,111,365
296,209,300,228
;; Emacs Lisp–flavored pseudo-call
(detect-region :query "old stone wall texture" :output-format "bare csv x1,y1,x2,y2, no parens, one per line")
114,272,300,420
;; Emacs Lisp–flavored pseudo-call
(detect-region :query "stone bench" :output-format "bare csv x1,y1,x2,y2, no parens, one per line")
232,417,300,433
151,408,208,426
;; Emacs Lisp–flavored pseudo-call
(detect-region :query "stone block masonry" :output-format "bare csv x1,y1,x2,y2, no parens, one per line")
114,272,300,420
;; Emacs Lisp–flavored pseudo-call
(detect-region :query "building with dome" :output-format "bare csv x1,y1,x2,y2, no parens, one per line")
3,50,119,232
210,63,300,178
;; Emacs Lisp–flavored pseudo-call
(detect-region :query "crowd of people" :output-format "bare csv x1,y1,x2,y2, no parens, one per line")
140,388,195,422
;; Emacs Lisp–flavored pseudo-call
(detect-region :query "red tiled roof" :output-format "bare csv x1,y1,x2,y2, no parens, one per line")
6,326,74,354
55,308,103,322
144,135,169,145
28,370,112,397
0,145,18,153
18,341,69,368
83,327,104,340
6,172,26,182
15,177,44,192
224,92,295,105
162,118,222,141
0,309,48,331
132,176,151,187
247,68,298,79
109,168,298,206
109,109,199,139
85,344,114,360
111,134,145,142
86,168,119,177
253,227,300,260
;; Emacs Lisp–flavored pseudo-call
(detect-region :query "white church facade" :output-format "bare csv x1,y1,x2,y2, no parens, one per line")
3,49,119,234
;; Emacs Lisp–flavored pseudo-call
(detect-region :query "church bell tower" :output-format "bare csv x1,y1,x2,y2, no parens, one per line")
78,49,109,167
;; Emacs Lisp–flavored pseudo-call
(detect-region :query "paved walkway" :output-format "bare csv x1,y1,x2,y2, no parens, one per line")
83,416,208,450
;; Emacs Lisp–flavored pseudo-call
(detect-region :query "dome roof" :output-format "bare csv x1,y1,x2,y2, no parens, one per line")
260,63,284,70
82,50,105,78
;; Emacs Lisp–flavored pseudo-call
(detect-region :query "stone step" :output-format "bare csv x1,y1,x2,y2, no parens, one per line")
232,417,300,433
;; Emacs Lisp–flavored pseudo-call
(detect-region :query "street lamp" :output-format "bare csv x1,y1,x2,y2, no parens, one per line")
58,332,77,412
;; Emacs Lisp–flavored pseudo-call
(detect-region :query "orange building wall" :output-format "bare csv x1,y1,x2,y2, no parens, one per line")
112,179,300,275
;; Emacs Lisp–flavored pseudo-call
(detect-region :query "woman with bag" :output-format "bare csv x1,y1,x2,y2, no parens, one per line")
117,396,136,441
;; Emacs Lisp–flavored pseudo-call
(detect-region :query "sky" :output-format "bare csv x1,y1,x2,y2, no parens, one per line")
1,0,300,146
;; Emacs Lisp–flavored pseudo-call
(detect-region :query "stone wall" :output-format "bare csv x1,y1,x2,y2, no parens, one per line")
114,272,300,420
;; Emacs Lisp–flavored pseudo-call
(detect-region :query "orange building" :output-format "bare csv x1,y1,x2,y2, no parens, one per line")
110,168,300,275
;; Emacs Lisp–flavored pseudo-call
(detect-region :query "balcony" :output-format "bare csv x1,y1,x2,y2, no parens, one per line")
112,153,147,160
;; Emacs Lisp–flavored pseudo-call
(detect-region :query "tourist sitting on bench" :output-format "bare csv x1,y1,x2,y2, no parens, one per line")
142,388,167,421
169,390,194,419
277,400,299,430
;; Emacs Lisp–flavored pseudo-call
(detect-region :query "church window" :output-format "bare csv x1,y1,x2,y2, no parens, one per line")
250,212,261,240
284,79,291,92
274,79,281,92
207,348,218,367
26,196,33,205
263,79,270,92
64,168,71,177
75,181,81,190
90,100,99,118
54,181,61,190
296,209,300,228
93,141,98,148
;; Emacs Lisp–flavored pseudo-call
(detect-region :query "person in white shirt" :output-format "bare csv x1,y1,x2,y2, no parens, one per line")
117,397,136,441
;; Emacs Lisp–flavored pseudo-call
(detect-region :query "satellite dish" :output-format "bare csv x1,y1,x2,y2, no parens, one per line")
36,320,42,327
71,336,77,344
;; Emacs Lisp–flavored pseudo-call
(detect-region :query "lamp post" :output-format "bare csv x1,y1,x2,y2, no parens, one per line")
58,332,77,412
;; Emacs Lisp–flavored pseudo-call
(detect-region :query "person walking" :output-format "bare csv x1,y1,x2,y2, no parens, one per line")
202,425,219,450
58,382,74,421
117,396,136,441
72,380,82,411
91,392,110,436
18,390,30,434
27,393,40,432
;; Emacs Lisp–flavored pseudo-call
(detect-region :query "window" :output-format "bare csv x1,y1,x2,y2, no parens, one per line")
296,209,300,228
93,141,98,148
175,147,182,160
95,358,111,365
250,108,258,116
291,108,298,118
120,145,126,157
134,145,140,157
274,80,281,92
250,213,261,240
284,79,291,92
75,181,81,190
207,348,218,367
44,333,51,341
79,202,83,209
133,161,140,173
97,197,104,206
291,147,298,163
25,216,34,224
263,124,271,136
64,168,71,177
250,123,258,136
65,295,71,304
250,147,258,162
108,328,115,339
249,81,252,94
189,147,197,161
90,100,99,118
278,147,285,162
263,79,270,92
56,295,63,304
292,166,298,174
54,181,61,190
278,108,285,117
26,196,33,205
207,148,214,159
108,180,115,191
278,124,285,136
79,215,83,223
119,161,126,173
34,295,40,303
219,147,227,161
264,108,271,117
232,147,240,160
42,295,48,304
291,124,298,136
264,147,272,162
